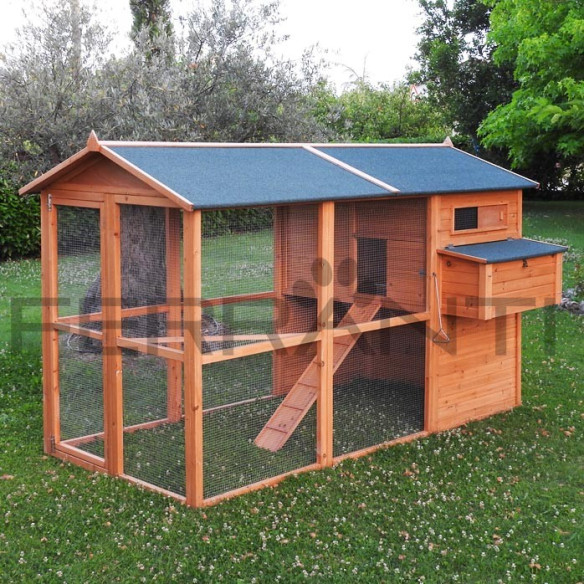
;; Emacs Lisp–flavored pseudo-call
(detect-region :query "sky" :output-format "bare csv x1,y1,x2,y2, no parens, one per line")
0,0,423,91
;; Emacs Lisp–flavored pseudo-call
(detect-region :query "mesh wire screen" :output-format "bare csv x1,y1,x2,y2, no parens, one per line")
333,322,426,457
56,206,101,327
201,207,318,499
118,206,185,495
122,352,185,495
203,348,317,499
120,205,169,339
56,206,103,457
58,332,104,459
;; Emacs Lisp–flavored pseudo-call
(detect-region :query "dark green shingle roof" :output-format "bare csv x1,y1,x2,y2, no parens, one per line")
443,238,567,264
105,144,537,209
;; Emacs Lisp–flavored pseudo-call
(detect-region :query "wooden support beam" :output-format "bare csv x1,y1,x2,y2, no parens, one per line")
479,264,494,320
425,195,441,433
102,196,124,476
56,303,171,325
41,191,61,453
202,331,321,365
317,201,334,466
515,313,522,407
52,322,104,341
183,210,204,507
201,291,275,307
166,208,183,422
333,311,430,338
117,336,185,361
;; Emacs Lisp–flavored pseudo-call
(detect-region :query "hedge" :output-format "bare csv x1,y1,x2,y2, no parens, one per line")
0,175,40,261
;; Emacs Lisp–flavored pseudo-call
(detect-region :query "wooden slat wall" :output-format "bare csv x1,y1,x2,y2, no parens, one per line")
434,314,519,431
442,253,561,319
441,257,481,318
283,199,426,312
437,190,521,248
50,158,179,206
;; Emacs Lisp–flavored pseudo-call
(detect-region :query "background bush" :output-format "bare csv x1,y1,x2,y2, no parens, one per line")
0,171,40,261
203,208,273,237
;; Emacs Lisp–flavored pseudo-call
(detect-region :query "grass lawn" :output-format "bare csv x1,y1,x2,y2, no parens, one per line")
0,202,582,582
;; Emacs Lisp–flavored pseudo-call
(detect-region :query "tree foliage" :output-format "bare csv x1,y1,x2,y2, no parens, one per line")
312,81,449,143
0,0,329,184
413,0,515,150
130,0,173,45
0,169,40,260
479,0,584,194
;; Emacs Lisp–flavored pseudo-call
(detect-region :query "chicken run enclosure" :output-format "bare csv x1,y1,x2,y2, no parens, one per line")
21,134,567,507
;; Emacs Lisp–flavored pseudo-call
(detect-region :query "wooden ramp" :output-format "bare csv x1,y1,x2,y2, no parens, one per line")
254,301,380,452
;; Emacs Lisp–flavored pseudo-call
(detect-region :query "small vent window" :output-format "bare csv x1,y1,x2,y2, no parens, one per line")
357,237,387,296
454,207,478,231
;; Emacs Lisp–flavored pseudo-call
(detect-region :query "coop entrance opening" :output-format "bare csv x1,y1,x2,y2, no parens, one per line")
357,237,387,296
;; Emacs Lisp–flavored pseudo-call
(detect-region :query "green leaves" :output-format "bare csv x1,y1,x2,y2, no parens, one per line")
479,0,584,192
0,173,40,261
311,81,449,143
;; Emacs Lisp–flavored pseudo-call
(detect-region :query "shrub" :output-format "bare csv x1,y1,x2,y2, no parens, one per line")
203,208,273,237
0,173,40,261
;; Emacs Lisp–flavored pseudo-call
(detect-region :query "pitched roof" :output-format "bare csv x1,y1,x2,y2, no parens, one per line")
20,136,538,209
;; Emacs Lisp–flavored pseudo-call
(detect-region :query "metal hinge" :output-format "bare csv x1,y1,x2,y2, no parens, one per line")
47,193,53,211
49,435,56,453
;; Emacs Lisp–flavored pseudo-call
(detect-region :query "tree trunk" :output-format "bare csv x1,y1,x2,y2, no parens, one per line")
80,205,167,351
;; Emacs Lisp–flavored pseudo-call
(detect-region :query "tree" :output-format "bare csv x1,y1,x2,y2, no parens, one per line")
130,0,173,42
412,0,515,152
0,0,113,181
311,80,449,142
0,0,329,184
130,0,174,58
479,0,584,195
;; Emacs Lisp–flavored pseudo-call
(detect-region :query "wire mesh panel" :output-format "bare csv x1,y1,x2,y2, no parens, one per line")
120,205,169,339
333,322,426,457
56,206,104,457
56,206,102,354
122,352,185,495
203,348,317,499
58,333,104,459
117,205,185,495
200,206,320,499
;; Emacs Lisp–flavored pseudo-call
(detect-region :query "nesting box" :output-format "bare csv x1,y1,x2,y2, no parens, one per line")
20,134,566,507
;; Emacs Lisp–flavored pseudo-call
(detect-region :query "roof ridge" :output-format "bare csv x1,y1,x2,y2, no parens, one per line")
302,145,400,194
101,140,450,149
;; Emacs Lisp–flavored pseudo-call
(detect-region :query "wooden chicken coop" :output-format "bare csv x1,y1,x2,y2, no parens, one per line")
20,133,567,507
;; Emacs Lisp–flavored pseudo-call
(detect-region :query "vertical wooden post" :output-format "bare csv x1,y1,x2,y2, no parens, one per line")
183,210,203,507
425,195,441,433
516,189,523,237
553,253,563,304
515,313,522,406
316,201,334,466
272,207,286,396
102,197,123,475
479,264,494,320
166,208,183,422
40,191,60,453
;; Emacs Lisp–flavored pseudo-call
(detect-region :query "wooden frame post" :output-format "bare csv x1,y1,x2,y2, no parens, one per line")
183,210,203,506
317,201,334,466
102,197,124,475
40,191,60,453
166,208,183,422
425,195,441,433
